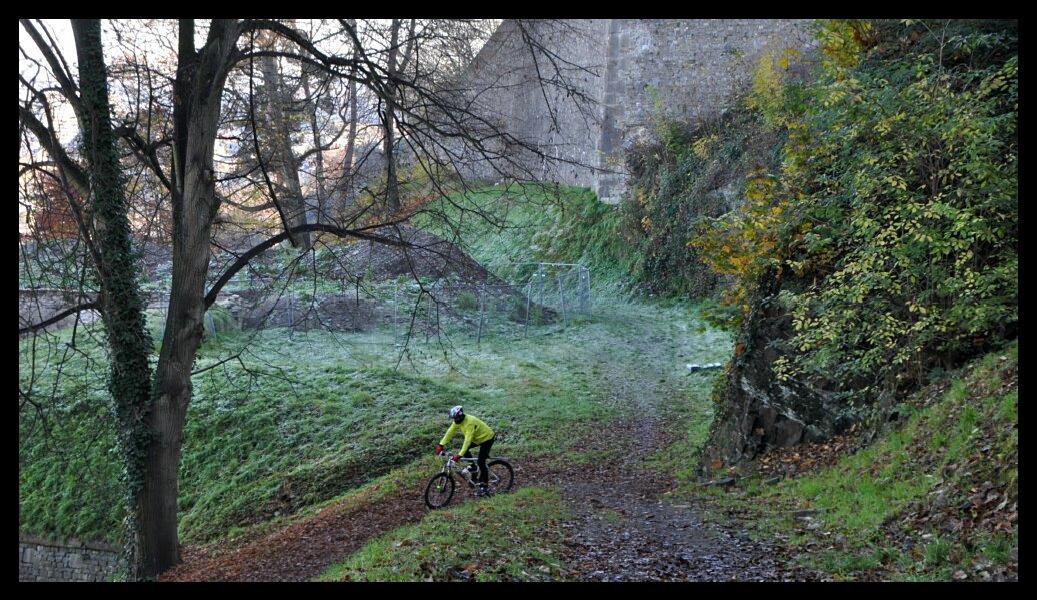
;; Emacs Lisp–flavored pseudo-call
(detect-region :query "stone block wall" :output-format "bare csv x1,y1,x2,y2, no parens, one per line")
456,19,816,203
18,535,123,582
450,19,609,187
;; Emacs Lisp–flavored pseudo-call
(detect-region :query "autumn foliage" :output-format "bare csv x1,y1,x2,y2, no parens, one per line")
29,175,81,239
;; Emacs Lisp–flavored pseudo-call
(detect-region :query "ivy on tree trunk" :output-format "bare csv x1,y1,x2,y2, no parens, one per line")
70,18,155,581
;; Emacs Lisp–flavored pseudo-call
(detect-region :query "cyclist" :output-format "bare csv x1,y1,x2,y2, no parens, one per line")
434,405,495,496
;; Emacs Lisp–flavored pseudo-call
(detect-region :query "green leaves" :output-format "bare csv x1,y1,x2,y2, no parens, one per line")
694,20,1017,393
775,21,1018,387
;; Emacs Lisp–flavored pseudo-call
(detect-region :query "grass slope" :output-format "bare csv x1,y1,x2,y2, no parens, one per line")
317,487,571,582
670,340,1018,581
413,183,636,292
316,300,730,582
20,318,618,545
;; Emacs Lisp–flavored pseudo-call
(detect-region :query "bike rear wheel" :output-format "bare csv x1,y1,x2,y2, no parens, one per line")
485,459,514,495
425,473,455,509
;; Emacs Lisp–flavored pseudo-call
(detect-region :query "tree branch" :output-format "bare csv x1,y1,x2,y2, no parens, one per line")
20,19,83,120
203,221,410,309
19,300,100,336
18,105,90,196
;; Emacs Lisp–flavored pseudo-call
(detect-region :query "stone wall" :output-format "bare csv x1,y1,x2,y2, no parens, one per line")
18,289,173,335
451,20,609,187
18,289,101,334
18,535,123,582
458,19,815,203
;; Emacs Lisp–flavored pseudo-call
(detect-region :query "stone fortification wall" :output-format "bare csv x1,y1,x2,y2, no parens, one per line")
459,19,814,203
454,20,609,187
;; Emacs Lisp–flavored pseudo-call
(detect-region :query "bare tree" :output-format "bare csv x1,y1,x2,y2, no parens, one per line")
19,17,599,580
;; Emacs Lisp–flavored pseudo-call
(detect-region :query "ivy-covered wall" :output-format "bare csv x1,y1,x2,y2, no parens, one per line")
616,107,785,300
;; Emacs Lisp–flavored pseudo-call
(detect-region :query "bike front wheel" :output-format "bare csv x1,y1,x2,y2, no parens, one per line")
485,459,514,495
424,473,456,509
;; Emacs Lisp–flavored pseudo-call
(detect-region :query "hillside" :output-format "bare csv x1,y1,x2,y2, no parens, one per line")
18,196,633,545
19,18,1017,583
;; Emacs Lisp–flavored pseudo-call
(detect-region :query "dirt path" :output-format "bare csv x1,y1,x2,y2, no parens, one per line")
548,333,819,582
160,487,428,582
549,417,807,581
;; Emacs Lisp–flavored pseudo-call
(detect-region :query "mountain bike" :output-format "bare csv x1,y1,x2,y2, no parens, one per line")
424,453,514,509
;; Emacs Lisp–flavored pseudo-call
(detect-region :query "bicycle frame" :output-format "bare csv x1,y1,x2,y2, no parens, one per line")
438,454,507,483
439,454,508,469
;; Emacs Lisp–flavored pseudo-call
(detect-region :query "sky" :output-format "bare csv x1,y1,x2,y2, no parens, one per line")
19,20,78,144
20,18,497,144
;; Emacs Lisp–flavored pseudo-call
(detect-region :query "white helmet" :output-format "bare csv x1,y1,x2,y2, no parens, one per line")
449,405,464,420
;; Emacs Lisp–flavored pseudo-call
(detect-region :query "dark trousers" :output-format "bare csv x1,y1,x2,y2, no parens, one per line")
463,435,494,485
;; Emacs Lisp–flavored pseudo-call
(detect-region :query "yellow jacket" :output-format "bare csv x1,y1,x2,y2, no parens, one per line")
439,415,494,456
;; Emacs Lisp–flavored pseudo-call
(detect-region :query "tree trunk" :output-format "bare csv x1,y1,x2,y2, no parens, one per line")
382,19,402,215
302,66,325,225
342,83,358,210
132,18,240,579
259,48,311,250
70,18,156,580
341,19,359,214
135,379,188,577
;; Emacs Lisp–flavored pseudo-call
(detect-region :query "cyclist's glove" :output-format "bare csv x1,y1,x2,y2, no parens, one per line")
434,444,443,456
452,454,462,462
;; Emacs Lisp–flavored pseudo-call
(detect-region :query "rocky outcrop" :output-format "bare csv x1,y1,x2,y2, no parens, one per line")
699,268,856,475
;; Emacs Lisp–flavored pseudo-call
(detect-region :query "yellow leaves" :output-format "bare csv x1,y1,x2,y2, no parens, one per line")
640,216,653,232
983,75,1008,95
776,47,801,70
817,19,873,71
748,46,799,128
907,302,929,316
692,134,720,160
691,169,795,314
727,254,750,273
745,171,778,202
873,111,907,137
883,175,908,191
823,87,848,107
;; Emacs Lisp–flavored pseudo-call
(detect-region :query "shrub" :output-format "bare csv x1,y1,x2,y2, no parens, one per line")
455,291,478,311
619,106,783,302
694,19,1017,398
